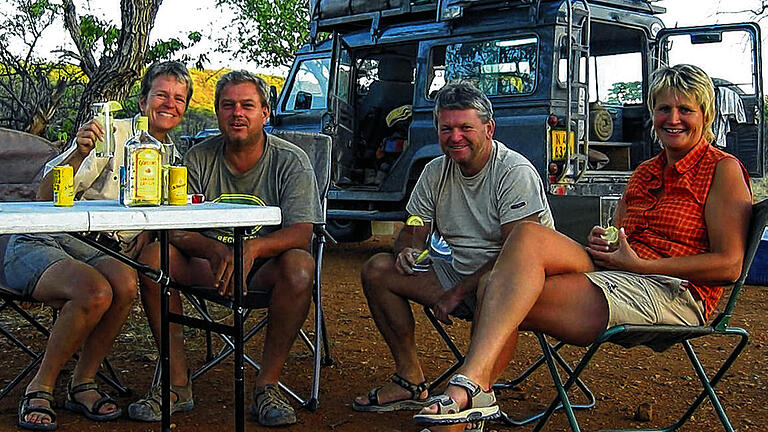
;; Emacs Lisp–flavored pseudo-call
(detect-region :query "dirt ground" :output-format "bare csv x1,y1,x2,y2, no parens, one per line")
0,235,766,431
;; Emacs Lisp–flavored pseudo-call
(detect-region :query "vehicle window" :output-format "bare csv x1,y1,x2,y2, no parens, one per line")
427,36,538,98
336,48,353,102
356,58,380,95
664,29,756,94
283,58,330,111
591,53,642,104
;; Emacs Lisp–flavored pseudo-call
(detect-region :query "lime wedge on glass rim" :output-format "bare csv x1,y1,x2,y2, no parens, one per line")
107,100,123,111
405,215,424,226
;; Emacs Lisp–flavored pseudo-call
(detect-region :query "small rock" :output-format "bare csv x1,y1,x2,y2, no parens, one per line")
634,402,652,422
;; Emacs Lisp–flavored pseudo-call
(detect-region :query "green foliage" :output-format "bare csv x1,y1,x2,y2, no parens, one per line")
79,14,120,56
607,81,642,104
147,32,208,69
28,0,50,18
217,0,310,68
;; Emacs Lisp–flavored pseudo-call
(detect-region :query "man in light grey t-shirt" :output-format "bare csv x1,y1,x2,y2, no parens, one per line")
353,81,553,414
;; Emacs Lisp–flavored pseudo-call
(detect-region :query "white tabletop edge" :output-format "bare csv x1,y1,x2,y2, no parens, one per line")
0,200,282,234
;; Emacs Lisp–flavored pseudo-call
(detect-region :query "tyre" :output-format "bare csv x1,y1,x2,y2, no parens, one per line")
326,219,372,243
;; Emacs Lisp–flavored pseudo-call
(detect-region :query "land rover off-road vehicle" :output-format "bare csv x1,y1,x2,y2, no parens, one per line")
267,0,764,242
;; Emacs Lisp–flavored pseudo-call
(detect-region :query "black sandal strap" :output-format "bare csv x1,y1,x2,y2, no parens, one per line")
68,381,117,414
90,393,117,414
22,391,55,404
68,381,99,396
20,391,57,422
390,373,428,399
366,386,383,405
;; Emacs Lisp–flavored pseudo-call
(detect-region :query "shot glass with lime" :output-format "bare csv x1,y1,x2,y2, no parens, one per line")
405,215,431,272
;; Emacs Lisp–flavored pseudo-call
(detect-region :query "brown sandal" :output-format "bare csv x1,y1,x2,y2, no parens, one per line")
63,381,121,422
18,390,57,431
353,373,430,412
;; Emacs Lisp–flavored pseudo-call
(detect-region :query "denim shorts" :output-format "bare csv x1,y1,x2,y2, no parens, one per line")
432,259,476,321
3,233,110,297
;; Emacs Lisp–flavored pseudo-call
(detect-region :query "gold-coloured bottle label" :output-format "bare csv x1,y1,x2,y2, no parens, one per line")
133,149,161,202
52,165,74,206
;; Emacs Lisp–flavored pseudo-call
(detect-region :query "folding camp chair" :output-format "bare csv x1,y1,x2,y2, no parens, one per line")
527,199,768,432
0,236,130,401
424,200,767,431
423,306,596,427
159,131,334,428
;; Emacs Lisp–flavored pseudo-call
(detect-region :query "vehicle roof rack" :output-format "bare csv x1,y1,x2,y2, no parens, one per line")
309,0,665,44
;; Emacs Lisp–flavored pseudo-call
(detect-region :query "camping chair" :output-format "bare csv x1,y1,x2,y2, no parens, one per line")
424,199,767,431
0,235,130,401
159,131,334,428
422,306,596,426
527,199,768,432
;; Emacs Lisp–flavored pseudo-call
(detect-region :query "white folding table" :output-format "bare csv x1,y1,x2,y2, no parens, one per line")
0,200,281,432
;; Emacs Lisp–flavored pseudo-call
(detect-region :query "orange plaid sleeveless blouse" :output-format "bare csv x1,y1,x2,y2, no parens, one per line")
621,139,750,318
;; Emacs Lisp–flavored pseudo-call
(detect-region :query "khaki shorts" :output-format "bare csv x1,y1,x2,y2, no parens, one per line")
585,271,706,328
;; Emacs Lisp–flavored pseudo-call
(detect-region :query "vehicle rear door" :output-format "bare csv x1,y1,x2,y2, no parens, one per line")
656,23,764,176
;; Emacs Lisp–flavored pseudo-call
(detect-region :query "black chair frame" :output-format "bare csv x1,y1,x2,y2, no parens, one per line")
0,287,130,400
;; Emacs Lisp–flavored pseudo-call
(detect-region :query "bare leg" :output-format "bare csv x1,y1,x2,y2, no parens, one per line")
68,257,138,412
23,259,117,425
422,222,607,415
354,253,445,405
249,249,314,387
137,241,200,388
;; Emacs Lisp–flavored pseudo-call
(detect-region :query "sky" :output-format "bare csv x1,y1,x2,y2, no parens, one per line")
2,0,767,79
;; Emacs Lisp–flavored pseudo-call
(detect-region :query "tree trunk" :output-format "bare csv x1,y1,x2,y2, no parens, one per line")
66,0,162,128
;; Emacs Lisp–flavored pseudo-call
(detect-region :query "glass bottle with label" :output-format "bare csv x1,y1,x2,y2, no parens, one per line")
123,116,162,206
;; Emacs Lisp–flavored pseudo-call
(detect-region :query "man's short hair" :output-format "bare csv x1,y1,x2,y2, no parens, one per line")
214,70,271,112
140,61,194,109
433,81,494,126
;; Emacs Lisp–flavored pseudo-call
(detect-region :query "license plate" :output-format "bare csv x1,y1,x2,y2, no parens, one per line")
551,130,575,160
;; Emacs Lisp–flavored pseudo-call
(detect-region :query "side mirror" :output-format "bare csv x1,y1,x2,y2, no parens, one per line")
295,91,313,110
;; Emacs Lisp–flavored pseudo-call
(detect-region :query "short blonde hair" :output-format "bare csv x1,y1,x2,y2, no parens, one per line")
647,64,715,143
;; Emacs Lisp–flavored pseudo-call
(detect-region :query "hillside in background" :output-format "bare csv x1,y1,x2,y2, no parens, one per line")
172,68,285,139
188,68,285,112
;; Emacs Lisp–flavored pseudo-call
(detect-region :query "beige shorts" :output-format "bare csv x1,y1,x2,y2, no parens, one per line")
585,271,706,328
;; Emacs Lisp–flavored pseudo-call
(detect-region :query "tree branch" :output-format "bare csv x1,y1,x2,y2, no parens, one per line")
62,0,98,77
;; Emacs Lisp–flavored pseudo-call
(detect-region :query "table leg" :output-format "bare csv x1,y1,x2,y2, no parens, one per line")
160,230,171,432
234,227,245,432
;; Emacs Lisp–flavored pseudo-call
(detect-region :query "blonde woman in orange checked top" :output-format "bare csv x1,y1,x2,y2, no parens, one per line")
414,65,751,432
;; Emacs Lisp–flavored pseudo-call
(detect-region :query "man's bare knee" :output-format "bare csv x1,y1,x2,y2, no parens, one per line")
507,220,549,246
275,249,314,300
111,268,138,306
138,241,161,267
361,252,396,292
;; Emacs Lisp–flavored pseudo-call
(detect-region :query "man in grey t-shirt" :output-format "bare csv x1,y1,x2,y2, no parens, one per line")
129,71,322,427
353,82,553,414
